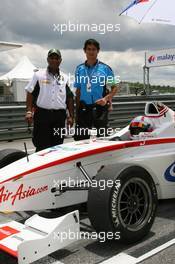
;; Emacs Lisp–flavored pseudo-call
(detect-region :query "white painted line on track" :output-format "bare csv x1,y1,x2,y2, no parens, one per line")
101,238,175,264
137,238,175,263
101,253,137,264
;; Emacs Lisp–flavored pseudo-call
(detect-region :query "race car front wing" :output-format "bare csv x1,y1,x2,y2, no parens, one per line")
0,210,79,264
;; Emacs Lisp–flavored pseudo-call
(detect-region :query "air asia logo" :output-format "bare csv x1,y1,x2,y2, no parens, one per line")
148,55,156,63
0,184,48,206
164,162,175,182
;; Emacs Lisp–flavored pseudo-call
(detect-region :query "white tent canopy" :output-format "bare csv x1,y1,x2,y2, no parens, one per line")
0,56,37,101
0,56,37,82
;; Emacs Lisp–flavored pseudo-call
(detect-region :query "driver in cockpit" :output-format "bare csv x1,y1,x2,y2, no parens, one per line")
129,116,154,138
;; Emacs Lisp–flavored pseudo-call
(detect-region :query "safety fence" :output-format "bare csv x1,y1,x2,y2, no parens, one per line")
0,95,175,141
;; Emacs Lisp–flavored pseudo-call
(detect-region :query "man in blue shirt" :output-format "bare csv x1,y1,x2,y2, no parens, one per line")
74,39,119,140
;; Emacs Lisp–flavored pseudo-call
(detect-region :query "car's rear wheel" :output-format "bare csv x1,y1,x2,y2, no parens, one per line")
88,165,158,243
0,149,26,169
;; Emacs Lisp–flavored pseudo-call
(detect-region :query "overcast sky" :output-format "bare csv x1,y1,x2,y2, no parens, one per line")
0,0,175,86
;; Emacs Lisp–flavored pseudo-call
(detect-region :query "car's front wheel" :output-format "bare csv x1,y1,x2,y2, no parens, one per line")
0,149,26,169
88,165,158,243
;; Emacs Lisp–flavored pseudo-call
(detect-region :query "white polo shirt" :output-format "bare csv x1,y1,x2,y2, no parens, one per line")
25,69,69,110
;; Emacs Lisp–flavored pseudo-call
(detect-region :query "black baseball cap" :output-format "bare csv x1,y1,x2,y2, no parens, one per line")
48,49,61,58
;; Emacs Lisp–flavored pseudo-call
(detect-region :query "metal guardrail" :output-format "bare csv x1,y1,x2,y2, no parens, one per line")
0,95,175,141
0,105,29,141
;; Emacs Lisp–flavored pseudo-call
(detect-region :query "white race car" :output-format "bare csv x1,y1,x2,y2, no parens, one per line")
0,101,175,264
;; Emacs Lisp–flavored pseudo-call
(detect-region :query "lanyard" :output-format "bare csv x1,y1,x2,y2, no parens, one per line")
84,60,99,83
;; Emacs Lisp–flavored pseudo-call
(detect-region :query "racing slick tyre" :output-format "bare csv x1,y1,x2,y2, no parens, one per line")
87,165,158,243
0,149,26,169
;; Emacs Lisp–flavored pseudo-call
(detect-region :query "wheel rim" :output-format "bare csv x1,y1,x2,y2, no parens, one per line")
117,177,153,231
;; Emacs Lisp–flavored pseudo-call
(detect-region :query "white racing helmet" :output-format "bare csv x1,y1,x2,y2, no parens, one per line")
129,116,154,136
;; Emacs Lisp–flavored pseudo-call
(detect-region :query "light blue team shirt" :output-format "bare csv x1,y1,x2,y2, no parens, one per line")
74,60,116,104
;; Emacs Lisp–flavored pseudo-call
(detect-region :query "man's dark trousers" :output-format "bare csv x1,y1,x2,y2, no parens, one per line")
33,107,66,152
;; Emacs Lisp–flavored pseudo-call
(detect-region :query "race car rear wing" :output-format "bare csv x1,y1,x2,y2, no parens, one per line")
0,210,79,264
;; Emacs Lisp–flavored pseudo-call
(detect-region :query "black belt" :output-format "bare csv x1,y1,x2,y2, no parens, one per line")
37,107,66,112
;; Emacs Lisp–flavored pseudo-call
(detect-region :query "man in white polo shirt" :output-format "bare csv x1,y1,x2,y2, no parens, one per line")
25,49,74,152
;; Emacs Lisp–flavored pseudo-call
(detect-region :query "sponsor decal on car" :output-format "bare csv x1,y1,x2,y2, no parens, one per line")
54,146,80,151
164,162,175,182
0,184,48,206
38,145,80,156
111,181,121,226
0,226,20,240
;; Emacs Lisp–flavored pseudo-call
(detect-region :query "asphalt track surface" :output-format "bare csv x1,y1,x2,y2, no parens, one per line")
0,139,175,264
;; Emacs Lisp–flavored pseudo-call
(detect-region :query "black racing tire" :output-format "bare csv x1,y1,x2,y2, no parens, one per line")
87,165,158,243
0,149,26,169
